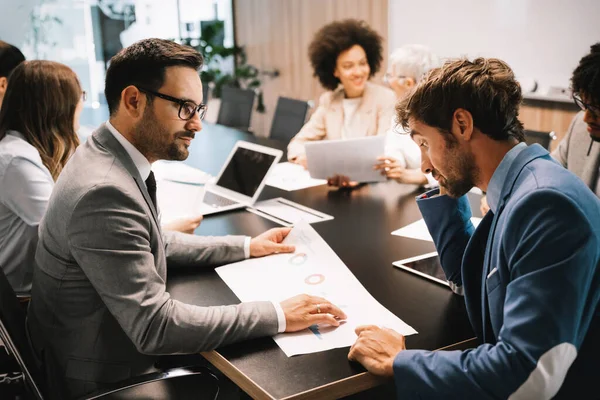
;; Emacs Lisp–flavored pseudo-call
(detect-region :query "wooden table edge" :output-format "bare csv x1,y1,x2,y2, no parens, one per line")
201,337,477,399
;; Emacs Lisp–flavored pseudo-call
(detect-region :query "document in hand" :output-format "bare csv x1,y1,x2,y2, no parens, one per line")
216,220,417,356
305,135,387,183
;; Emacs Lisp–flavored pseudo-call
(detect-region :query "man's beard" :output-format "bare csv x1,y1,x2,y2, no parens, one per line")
435,142,479,199
131,108,193,161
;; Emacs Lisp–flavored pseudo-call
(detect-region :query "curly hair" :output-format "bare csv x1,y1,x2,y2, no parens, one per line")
571,42,600,106
397,57,525,142
308,19,383,91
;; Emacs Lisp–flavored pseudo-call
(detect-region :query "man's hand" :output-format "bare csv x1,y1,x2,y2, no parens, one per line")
327,174,359,188
348,325,406,377
250,227,295,258
374,156,427,185
162,215,203,234
480,195,490,216
280,294,347,332
291,155,308,169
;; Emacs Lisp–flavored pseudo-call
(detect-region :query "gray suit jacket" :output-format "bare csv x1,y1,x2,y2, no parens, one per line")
552,111,600,193
27,124,278,397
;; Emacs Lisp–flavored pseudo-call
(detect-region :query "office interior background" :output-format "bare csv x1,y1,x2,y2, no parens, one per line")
1,0,599,146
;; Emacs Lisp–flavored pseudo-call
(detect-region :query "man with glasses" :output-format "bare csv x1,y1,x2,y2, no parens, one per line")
552,42,600,197
27,38,346,398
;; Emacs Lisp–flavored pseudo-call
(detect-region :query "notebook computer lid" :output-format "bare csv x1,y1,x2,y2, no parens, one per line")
207,140,283,206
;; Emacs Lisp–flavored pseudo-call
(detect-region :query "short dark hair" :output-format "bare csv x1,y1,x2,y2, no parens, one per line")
571,42,600,106
308,19,383,91
397,58,525,142
0,41,26,78
104,38,204,115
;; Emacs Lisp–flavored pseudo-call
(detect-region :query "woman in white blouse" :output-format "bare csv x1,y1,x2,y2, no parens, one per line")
374,44,440,186
0,61,83,295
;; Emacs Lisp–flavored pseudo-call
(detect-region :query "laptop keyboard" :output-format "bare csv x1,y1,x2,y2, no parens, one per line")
203,191,238,208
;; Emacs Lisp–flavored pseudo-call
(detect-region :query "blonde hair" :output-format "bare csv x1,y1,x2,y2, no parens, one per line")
388,44,440,82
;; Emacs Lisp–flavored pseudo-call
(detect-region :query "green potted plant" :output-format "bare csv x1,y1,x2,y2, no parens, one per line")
181,20,265,112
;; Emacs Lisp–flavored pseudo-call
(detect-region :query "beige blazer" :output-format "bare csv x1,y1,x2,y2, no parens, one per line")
287,82,396,160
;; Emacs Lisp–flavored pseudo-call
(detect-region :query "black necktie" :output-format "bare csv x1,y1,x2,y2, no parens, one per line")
145,171,157,210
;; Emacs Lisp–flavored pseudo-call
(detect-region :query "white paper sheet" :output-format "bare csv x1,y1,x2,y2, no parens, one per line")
305,136,387,183
247,198,333,226
216,221,417,357
156,180,205,224
392,217,482,242
152,160,212,185
265,162,327,191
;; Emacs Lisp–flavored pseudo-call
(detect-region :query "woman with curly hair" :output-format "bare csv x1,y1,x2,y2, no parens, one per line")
287,19,396,186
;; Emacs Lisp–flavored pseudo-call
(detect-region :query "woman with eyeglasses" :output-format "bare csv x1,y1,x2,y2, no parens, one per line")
0,60,83,295
287,19,396,187
373,44,440,186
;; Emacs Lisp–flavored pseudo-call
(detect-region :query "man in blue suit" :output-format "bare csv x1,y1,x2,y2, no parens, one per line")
348,57,600,399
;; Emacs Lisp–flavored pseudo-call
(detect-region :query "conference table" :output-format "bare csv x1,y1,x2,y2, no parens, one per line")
165,123,480,399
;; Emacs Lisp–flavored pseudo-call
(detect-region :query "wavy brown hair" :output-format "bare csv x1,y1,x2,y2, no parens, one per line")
0,61,81,180
397,57,525,142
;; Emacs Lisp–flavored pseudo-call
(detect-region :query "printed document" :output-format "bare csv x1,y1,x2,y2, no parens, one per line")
392,217,482,242
216,221,417,356
305,136,386,183
265,162,327,191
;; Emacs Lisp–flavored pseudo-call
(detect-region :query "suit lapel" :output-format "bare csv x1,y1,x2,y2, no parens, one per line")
355,83,375,135
92,125,161,227
327,88,344,140
477,144,550,341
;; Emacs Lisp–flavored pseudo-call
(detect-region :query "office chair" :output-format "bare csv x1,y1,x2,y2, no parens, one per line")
269,96,311,145
216,86,255,132
524,129,557,150
0,268,219,400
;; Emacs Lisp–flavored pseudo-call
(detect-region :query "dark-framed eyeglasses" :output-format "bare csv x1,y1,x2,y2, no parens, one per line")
81,91,87,102
137,87,207,121
573,93,600,116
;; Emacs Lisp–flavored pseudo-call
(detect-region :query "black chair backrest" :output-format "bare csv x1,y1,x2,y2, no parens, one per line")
269,97,310,145
216,86,255,131
524,129,555,150
0,269,45,399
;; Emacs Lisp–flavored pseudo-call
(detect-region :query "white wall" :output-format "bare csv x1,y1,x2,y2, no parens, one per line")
388,0,600,94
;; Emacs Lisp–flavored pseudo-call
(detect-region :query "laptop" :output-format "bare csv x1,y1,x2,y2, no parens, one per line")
197,141,282,215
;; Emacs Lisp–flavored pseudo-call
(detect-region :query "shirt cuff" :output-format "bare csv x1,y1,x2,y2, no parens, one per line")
272,301,287,333
244,236,251,259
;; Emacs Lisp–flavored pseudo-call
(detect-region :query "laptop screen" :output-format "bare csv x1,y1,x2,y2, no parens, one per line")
216,147,277,197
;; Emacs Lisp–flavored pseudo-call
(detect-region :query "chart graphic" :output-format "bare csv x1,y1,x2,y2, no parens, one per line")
304,273,325,285
288,253,308,265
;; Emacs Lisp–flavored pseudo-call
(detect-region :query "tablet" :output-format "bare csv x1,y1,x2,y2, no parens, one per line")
393,252,449,288
304,135,386,183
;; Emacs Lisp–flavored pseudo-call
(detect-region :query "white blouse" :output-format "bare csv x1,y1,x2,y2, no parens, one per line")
0,131,54,294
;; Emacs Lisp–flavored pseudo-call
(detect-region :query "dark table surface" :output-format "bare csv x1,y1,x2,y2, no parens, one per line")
166,123,479,399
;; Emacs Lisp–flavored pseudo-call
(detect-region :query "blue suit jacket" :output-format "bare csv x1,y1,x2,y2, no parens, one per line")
393,145,600,399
